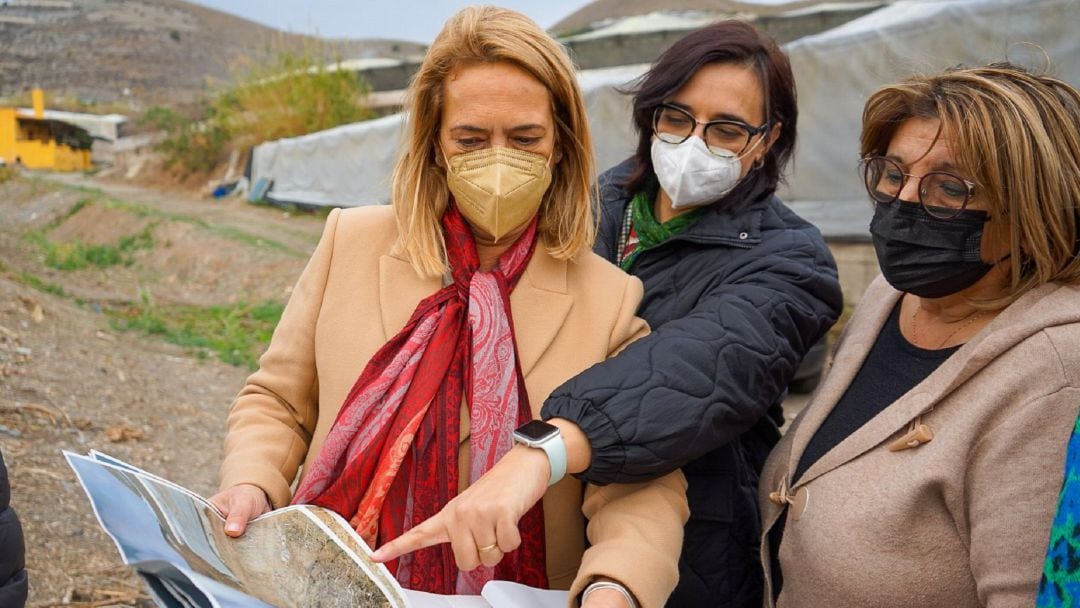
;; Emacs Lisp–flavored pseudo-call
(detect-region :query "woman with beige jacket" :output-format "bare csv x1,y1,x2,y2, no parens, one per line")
208,7,687,608
760,63,1080,607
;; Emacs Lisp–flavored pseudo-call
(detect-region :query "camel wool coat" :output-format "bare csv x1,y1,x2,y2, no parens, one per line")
758,276,1080,608
219,206,689,607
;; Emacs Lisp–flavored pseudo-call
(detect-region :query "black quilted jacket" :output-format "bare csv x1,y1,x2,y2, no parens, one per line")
541,159,843,607
0,450,28,608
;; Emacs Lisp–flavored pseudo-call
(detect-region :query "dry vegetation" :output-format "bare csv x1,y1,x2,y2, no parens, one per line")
140,45,375,175
0,172,326,606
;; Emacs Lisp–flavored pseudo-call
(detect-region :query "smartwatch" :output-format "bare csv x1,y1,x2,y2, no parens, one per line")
512,420,567,486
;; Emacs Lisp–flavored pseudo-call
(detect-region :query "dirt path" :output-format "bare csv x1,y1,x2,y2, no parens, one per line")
0,173,326,607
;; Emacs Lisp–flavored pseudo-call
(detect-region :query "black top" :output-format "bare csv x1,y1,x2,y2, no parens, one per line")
794,301,959,481
770,300,960,601
541,158,843,607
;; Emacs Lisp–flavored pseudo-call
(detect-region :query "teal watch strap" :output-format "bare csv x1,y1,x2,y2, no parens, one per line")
538,432,567,486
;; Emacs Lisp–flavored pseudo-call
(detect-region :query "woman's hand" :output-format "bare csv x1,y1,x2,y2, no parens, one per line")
208,483,271,537
371,444,550,570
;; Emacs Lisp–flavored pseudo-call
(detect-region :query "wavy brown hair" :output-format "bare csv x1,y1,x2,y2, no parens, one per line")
391,6,595,277
861,63,1080,306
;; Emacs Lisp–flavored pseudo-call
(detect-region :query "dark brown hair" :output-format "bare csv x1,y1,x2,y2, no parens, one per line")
623,19,797,211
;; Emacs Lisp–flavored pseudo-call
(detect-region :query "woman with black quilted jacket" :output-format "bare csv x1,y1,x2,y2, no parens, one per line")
413,20,843,608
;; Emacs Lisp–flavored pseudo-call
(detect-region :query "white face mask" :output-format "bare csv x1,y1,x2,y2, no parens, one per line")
651,136,742,209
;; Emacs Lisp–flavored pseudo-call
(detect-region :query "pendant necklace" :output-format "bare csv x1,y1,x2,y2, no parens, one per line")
910,306,987,349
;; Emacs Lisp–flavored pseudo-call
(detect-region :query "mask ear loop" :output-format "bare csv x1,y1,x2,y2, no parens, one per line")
730,126,770,179
440,146,455,172
734,133,770,168
737,132,769,162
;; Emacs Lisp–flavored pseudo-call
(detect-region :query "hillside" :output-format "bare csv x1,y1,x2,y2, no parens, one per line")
0,0,425,108
0,169,325,605
551,0,871,35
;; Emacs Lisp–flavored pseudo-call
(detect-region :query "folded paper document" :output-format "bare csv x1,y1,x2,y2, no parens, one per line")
65,451,567,608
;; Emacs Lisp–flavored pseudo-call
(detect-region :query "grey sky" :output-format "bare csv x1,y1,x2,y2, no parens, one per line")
189,1,597,43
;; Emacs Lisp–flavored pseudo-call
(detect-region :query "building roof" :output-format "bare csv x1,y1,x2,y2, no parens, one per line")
559,12,721,42
552,0,890,35
13,114,93,149
16,108,127,124
15,108,126,141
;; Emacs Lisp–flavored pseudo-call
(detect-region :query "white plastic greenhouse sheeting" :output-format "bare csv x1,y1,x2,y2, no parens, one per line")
252,0,1080,237
779,0,1080,239
251,113,404,207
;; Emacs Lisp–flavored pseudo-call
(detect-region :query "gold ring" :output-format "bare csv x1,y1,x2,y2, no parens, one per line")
477,543,499,553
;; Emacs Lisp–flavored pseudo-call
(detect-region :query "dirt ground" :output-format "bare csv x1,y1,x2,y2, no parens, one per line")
0,172,326,607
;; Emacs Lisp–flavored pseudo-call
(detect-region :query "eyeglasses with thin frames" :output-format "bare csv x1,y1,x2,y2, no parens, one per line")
861,155,977,220
653,104,769,157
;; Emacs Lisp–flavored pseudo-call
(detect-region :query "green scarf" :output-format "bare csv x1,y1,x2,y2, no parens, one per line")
621,183,705,271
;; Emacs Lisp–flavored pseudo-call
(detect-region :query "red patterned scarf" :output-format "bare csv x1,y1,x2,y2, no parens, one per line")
291,203,547,594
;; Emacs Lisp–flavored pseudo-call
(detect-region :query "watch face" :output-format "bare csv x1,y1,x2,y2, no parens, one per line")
514,420,559,442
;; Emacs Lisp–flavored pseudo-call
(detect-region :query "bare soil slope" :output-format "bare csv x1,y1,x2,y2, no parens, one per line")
0,173,325,606
0,0,426,106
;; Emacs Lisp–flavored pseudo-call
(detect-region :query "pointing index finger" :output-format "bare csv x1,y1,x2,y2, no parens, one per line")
371,520,449,563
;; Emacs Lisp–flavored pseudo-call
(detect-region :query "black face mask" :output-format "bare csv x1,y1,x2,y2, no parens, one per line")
870,200,992,299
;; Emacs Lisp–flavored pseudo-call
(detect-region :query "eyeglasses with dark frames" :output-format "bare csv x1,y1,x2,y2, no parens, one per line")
861,155,977,220
652,104,769,157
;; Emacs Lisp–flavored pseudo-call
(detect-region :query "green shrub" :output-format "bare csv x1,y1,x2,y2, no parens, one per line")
140,45,374,176
140,105,231,174
109,299,285,368
29,224,156,271
218,47,375,147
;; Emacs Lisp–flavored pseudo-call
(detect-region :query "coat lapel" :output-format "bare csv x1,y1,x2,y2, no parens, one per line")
795,388,935,487
378,254,441,341
783,281,901,488
510,248,572,378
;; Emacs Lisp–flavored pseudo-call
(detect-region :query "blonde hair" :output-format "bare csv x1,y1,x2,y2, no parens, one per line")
861,63,1080,306
391,5,596,278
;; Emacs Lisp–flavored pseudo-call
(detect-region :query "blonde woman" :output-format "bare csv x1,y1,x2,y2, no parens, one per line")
760,63,1080,606
209,6,686,608
209,5,682,608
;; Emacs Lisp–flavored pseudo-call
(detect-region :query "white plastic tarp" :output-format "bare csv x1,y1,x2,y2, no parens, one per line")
252,0,1080,241
252,113,404,207
779,0,1080,239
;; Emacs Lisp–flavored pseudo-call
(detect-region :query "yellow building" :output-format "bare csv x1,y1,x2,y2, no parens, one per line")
0,89,92,172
